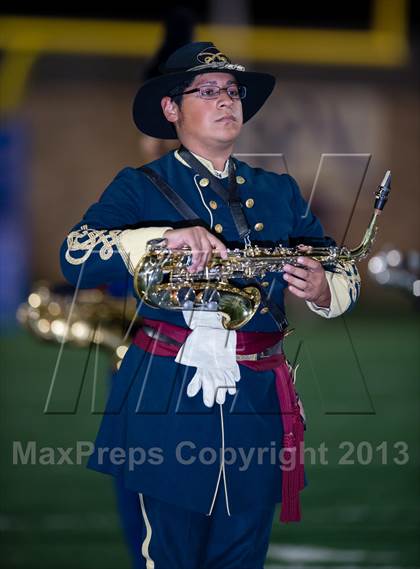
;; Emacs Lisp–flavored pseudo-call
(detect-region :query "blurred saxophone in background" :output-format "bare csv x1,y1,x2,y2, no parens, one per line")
17,283,141,369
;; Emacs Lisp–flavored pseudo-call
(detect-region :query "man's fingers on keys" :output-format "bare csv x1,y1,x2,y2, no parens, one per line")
208,234,228,260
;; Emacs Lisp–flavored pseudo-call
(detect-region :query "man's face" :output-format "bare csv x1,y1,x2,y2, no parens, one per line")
170,73,243,146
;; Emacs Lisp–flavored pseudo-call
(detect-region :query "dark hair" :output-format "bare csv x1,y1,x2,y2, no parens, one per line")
168,77,196,108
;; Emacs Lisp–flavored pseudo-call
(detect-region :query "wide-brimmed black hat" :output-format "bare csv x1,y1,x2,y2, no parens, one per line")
133,41,276,139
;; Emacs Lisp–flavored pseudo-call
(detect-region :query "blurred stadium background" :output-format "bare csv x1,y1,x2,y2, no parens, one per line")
1,2,419,568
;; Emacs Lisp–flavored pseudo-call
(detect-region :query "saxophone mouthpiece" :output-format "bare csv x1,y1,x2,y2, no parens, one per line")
375,170,391,212
380,170,391,188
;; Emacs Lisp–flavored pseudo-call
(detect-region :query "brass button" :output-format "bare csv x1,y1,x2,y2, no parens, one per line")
254,222,264,231
236,175,246,184
209,200,218,210
245,198,254,208
260,307,269,314
199,178,210,187
261,281,270,287
214,224,223,233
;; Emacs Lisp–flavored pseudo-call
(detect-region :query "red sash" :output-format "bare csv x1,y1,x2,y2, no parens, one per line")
133,317,305,523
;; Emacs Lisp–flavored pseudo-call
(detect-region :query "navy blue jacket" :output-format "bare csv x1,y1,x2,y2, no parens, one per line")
60,150,357,514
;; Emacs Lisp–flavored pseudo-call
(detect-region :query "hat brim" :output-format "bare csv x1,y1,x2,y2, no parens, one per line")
133,68,275,139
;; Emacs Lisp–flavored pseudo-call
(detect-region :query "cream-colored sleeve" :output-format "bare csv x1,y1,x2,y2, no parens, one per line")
116,227,172,275
306,264,361,318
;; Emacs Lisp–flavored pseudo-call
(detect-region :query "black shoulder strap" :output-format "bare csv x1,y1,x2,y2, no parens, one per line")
139,165,199,221
178,146,251,241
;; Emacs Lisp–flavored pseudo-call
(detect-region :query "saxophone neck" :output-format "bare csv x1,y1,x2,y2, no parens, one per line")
348,211,379,260
347,170,391,261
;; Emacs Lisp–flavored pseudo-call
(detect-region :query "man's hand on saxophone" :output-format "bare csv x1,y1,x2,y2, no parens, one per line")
163,226,228,273
283,256,331,308
163,228,331,309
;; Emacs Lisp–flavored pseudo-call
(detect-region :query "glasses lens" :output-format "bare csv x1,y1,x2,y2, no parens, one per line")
197,84,247,99
227,85,240,98
237,85,246,99
226,85,246,99
199,86,220,99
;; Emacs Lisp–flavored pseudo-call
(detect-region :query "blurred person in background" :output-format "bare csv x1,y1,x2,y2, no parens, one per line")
60,39,360,568
137,6,195,164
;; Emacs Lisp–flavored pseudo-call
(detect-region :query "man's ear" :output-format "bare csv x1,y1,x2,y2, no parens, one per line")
161,97,180,124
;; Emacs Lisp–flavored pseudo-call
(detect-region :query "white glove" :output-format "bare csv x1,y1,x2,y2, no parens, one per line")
186,368,239,407
175,311,241,408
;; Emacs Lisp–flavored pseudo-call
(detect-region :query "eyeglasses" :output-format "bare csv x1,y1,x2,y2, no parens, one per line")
181,84,247,100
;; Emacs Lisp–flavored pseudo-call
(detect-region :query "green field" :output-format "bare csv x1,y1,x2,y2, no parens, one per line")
1,299,419,568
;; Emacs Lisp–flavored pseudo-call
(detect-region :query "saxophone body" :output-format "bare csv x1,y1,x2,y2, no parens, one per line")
134,171,391,330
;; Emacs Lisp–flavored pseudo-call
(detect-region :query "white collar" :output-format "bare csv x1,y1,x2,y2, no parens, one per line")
175,149,230,179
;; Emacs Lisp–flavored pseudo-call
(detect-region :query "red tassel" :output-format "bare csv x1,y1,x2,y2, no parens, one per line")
275,365,306,524
279,418,304,522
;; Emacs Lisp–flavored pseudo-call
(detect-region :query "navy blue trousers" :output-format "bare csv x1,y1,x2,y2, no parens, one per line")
114,476,144,569
137,485,275,569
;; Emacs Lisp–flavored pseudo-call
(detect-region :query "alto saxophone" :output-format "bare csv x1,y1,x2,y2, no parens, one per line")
134,171,391,330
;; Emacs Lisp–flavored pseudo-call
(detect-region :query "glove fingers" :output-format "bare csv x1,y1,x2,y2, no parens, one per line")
214,371,237,399
232,365,241,382
202,378,216,408
187,368,241,407
221,375,237,396
186,373,202,398
215,384,227,405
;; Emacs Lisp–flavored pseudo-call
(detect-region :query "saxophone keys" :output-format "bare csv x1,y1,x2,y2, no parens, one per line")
254,222,264,232
202,286,220,303
177,286,196,307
